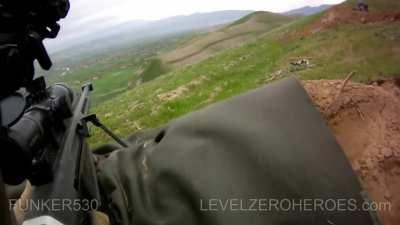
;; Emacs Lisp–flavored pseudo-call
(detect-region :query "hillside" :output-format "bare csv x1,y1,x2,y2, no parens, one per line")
47,10,252,55
160,11,293,68
304,78,400,225
91,0,400,146
345,0,400,12
45,11,254,104
283,4,332,16
76,2,400,222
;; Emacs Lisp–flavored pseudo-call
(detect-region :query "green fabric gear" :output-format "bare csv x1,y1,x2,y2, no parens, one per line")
97,77,378,225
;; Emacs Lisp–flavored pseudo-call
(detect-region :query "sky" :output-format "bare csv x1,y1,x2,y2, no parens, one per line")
47,0,345,52
67,0,345,22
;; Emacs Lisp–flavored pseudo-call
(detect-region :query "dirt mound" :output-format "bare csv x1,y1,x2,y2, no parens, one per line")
295,4,400,37
321,5,400,26
303,77,400,225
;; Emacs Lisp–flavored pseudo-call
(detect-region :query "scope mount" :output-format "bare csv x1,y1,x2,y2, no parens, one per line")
0,76,49,130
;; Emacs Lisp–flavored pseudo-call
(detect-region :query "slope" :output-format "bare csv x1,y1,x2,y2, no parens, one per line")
91,0,400,149
46,11,253,104
91,3,400,222
283,4,332,16
160,11,293,68
47,10,252,55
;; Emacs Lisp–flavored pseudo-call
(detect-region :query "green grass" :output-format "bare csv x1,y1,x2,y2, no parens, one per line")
47,1,398,147
227,11,287,27
89,18,400,147
227,12,257,27
48,56,143,105
47,37,181,105
161,11,293,68
275,23,400,82
91,68,139,104
140,58,168,82
90,39,286,146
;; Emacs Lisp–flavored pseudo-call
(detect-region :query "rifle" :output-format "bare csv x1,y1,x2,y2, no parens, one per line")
0,1,129,224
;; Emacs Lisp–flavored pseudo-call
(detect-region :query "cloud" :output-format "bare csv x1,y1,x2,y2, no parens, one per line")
46,0,345,51
65,0,345,23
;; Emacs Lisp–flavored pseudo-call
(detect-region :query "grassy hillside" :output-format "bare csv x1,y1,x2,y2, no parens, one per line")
140,58,168,82
89,1,400,146
283,5,332,16
46,11,254,105
160,11,293,68
46,35,188,105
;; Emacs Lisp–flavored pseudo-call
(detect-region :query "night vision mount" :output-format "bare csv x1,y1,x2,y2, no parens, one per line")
0,0,69,131
0,1,131,224
0,0,70,98
0,0,70,185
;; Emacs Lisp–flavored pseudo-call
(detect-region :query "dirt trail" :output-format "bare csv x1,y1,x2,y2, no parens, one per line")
320,4,400,26
303,77,400,225
293,4,400,38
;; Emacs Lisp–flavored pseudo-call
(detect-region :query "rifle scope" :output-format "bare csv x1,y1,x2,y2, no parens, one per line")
0,83,74,186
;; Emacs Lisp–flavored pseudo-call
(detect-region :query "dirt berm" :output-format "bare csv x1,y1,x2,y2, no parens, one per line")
303,77,400,225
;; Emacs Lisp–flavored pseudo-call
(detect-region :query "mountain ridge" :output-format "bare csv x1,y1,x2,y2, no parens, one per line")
160,11,293,68
47,10,253,54
283,4,332,16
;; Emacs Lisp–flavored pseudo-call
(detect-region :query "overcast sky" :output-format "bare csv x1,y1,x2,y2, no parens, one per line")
66,0,345,22
47,0,345,52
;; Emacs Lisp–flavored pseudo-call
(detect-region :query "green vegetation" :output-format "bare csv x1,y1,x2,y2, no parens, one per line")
140,58,168,82
227,12,258,26
276,23,400,82
48,37,181,105
47,54,142,105
47,0,400,147
91,39,284,144
161,11,293,68
90,20,400,146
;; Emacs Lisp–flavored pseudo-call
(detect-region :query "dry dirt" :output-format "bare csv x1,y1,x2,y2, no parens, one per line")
319,4,400,27
303,77,400,225
290,4,400,39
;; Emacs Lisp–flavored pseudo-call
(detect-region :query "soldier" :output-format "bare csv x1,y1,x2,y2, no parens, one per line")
357,0,369,12
13,78,381,225
1,0,382,224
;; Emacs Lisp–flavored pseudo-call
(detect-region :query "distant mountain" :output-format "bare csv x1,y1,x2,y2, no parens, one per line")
47,10,253,54
283,5,332,16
